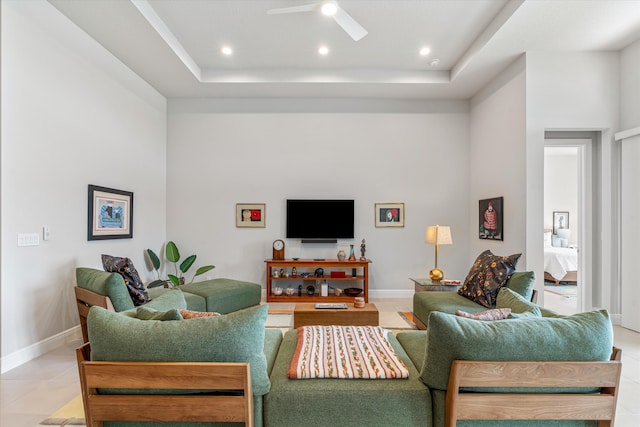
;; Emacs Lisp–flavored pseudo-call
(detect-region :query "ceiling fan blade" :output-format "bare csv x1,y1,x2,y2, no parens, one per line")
332,5,367,41
267,3,318,15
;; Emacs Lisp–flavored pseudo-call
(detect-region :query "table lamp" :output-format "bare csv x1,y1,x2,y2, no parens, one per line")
425,225,452,282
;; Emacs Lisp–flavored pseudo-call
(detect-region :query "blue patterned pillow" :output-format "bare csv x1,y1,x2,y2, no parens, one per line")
458,250,521,307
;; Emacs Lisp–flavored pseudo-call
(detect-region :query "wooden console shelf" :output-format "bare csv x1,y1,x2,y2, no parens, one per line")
265,259,370,303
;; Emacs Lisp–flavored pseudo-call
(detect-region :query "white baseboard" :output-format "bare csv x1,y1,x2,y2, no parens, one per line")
610,313,622,326
1,326,82,374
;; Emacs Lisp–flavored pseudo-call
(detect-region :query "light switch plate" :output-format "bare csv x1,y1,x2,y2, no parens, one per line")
18,233,40,247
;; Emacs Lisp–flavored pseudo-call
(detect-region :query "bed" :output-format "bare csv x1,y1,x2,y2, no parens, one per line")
544,246,578,284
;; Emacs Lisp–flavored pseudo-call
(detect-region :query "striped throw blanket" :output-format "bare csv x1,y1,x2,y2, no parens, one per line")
288,325,409,379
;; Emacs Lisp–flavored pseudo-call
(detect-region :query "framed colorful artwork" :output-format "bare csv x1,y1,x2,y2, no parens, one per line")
87,185,133,240
479,196,503,241
236,203,266,228
375,202,405,227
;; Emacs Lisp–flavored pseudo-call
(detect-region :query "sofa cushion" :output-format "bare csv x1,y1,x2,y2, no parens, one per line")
505,271,536,301
135,306,183,320
101,254,149,306
147,286,206,312
264,329,431,426
419,309,613,391
87,304,271,396
76,267,135,312
413,291,487,328
458,250,521,307
180,278,261,314
496,287,542,317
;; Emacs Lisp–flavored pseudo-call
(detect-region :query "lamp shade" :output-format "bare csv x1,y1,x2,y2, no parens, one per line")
425,225,452,245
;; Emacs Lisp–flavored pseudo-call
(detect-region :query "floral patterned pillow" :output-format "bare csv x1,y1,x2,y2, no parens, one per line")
458,250,521,307
101,254,149,306
455,308,512,321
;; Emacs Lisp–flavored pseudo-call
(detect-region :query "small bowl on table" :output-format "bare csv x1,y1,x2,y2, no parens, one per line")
344,287,362,297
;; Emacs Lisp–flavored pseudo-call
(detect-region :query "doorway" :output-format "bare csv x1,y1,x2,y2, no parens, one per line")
544,132,596,315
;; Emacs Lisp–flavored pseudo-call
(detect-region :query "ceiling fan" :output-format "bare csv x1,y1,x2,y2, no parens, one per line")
267,0,368,41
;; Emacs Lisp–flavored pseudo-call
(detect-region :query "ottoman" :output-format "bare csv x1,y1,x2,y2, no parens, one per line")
180,278,261,314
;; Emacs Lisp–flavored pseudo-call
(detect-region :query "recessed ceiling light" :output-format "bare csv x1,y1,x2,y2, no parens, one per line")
221,46,233,55
419,47,431,56
318,46,329,55
321,1,338,16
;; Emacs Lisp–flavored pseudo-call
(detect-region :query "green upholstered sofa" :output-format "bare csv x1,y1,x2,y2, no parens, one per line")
80,281,621,427
412,271,539,330
74,267,261,342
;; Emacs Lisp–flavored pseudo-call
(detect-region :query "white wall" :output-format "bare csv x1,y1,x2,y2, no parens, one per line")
526,51,620,313
1,0,167,371
166,99,471,296
620,38,640,130
469,58,528,268
544,147,578,246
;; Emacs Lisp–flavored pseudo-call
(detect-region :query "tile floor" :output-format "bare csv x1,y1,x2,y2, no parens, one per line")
1,296,638,426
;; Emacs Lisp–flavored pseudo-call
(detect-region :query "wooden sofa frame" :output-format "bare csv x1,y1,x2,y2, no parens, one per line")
75,286,115,343
446,346,622,427
76,343,254,427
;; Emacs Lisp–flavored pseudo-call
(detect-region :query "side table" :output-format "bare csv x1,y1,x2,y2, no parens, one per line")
410,278,461,293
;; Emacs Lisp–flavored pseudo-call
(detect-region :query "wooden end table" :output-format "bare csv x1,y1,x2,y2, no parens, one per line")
293,303,379,328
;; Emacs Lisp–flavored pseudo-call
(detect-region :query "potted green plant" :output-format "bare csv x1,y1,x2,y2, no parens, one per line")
146,241,215,288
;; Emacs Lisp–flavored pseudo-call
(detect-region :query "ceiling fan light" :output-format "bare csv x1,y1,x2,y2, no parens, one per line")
321,1,338,16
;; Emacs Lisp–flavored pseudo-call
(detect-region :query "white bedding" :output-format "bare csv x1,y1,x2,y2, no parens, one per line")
544,247,578,280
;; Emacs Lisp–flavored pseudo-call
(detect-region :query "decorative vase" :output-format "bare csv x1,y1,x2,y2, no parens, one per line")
348,245,356,261
337,250,346,261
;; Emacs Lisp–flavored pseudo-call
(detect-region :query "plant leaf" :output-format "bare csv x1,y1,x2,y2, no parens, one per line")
180,255,196,273
146,249,161,270
168,274,180,287
147,279,166,288
195,265,215,276
166,241,180,263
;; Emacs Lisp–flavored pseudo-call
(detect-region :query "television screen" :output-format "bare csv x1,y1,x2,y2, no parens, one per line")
286,199,354,241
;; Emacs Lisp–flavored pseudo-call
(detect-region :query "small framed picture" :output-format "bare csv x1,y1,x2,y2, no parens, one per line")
88,185,133,240
553,211,569,235
236,203,266,228
375,202,405,227
479,196,503,241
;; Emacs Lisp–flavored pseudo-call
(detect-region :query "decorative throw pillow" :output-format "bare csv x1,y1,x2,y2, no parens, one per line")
455,308,511,321
101,254,149,306
136,307,183,321
496,287,542,317
458,250,521,307
179,309,220,319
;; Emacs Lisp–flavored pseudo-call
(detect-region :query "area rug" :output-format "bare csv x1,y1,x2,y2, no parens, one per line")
40,395,85,425
265,310,416,330
544,285,577,298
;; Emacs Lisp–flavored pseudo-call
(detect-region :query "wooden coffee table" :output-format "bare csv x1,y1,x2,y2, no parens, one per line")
293,303,379,328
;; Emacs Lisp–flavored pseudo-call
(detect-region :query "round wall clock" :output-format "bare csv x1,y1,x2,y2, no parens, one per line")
273,239,285,260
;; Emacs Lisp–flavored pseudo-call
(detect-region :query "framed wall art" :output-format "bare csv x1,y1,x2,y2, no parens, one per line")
553,211,569,235
479,196,503,241
236,203,266,228
87,184,133,240
375,202,405,227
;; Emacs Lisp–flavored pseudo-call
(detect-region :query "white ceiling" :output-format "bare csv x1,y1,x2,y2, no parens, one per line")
48,0,640,99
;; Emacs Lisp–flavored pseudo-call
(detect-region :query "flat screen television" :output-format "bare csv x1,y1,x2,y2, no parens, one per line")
286,199,354,242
